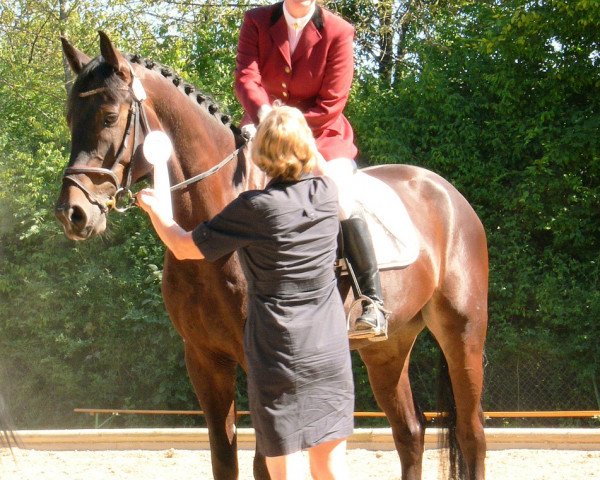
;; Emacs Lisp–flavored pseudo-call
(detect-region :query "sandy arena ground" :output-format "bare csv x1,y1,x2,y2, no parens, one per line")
2,447,600,479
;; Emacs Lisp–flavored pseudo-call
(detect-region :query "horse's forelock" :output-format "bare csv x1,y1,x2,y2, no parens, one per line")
67,57,130,117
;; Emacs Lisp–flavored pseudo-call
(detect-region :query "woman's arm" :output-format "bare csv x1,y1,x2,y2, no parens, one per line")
136,189,204,261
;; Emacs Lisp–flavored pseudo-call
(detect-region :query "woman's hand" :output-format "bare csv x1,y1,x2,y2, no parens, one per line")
135,188,204,261
136,188,161,215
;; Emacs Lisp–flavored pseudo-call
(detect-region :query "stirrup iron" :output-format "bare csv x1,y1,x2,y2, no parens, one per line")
347,295,388,341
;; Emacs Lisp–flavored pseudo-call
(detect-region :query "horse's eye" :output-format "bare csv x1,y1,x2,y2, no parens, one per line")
104,113,119,127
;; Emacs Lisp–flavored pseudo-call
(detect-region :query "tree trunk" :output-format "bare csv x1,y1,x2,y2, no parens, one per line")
377,0,394,86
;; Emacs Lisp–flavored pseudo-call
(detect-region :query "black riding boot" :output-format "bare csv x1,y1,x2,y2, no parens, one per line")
341,216,388,341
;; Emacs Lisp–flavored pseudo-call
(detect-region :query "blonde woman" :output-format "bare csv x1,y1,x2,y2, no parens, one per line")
137,106,353,479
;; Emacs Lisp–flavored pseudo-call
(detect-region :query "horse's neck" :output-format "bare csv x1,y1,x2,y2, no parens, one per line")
146,75,264,228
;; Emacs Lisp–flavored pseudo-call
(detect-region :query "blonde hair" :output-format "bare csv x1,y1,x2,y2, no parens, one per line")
251,105,317,181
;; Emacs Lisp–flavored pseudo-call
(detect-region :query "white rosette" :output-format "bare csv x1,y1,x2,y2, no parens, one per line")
143,131,173,219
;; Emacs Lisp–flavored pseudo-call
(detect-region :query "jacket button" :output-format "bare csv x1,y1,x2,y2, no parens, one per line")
281,82,287,89
284,66,291,74
282,91,288,98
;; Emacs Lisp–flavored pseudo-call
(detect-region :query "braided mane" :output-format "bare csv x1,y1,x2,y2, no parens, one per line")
126,53,242,137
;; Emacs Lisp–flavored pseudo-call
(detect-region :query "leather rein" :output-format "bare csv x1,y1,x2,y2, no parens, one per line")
62,65,245,214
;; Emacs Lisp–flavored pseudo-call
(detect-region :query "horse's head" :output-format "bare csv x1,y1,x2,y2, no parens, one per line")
56,31,152,240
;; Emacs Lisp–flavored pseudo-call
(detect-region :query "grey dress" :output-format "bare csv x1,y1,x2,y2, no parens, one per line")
192,174,354,457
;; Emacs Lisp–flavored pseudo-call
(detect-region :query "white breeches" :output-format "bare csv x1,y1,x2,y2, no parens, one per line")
316,157,357,220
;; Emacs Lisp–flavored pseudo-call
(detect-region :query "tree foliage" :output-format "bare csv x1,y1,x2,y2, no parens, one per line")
0,0,598,428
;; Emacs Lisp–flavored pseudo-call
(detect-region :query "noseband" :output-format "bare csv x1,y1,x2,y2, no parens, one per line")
63,69,150,213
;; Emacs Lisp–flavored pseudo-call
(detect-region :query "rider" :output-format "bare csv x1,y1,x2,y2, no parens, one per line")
235,0,387,340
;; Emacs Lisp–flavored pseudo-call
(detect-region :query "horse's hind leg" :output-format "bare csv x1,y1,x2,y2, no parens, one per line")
360,324,426,480
426,300,487,480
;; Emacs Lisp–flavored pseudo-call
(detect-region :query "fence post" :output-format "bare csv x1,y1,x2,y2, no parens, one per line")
593,370,600,410
516,357,520,411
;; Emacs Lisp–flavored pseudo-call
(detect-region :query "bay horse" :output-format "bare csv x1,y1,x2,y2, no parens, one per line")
55,32,487,480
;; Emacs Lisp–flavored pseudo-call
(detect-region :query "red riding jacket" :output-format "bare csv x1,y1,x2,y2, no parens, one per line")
235,2,358,161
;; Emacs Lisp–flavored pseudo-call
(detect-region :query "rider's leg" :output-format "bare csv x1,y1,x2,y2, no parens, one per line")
315,157,387,340
340,215,387,339
313,156,355,221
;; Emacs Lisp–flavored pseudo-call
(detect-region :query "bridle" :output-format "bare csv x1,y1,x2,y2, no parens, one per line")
63,66,151,213
62,63,246,214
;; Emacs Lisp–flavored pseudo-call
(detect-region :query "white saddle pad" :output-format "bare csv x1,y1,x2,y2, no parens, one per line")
351,170,420,270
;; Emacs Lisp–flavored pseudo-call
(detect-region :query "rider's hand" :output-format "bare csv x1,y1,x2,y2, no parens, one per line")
241,104,272,142
257,104,272,123
241,123,257,141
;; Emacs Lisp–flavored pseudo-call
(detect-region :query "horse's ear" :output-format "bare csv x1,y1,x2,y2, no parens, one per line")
61,37,91,75
98,31,131,83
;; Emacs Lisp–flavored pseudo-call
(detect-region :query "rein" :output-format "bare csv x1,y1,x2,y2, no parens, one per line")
169,148,242,192
63,68,245,213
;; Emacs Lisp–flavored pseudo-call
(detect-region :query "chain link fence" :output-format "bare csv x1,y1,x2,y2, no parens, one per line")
483,356,598,412
351,334,600,427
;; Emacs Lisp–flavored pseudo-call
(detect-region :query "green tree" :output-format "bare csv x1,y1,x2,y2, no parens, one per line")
0,0,202,427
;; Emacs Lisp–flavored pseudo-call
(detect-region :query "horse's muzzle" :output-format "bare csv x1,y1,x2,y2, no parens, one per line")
54,187,107,240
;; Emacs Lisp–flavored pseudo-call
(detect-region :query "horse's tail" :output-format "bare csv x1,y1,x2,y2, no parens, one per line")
437,352,467,480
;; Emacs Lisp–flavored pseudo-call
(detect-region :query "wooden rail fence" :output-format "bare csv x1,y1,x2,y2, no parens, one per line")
74,408,600,429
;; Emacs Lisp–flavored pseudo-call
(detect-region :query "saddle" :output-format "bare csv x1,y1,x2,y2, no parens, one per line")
337,170,420,272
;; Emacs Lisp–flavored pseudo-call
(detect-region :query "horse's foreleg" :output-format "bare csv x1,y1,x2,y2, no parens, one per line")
427,303,487,480
184,344,239,480
252,452,270,479
361,328,425,480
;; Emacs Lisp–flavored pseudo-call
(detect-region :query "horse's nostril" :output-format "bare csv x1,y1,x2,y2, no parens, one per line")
69,205,87,227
